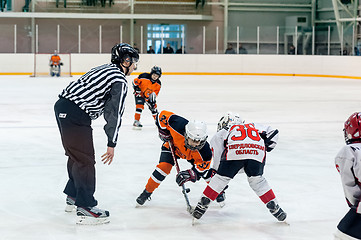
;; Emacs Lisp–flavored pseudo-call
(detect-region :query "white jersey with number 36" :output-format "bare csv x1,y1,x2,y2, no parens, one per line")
211,122,274,170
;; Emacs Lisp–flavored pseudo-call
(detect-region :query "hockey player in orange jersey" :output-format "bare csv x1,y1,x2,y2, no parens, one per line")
136,110,224,206
132,66,162,129
49,50,63,77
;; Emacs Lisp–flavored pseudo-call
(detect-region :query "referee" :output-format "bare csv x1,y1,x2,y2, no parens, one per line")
54,43,139,225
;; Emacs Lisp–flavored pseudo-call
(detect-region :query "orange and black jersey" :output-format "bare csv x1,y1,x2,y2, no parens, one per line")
156,110,212,173
50,55,61,65
133,73,161,99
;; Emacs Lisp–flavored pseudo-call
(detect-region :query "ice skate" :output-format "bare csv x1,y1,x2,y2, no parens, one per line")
133,120,143,130
334,229,359,240
76,206,110,225
216,192,226,208
65,195,76,212
266,200,287,221
136,189,152,206
192,197,211,220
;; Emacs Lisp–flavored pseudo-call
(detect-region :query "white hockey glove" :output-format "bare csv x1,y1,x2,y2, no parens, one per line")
260,129,279,152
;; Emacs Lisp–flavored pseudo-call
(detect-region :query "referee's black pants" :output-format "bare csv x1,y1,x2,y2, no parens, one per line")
54,97,97,208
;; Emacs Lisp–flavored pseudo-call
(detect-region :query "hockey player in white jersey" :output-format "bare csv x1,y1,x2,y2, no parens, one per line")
192,112,287,222
334,112,361,240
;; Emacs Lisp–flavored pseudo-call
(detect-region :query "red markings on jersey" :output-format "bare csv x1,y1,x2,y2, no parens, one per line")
229,143,265,151
235,149,259,155
230,123,261,142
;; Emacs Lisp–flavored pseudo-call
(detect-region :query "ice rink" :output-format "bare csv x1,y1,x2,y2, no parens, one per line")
1,74,360,240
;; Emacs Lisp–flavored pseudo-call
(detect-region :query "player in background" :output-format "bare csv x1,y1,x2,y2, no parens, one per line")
192,112,287,222
49,50,63,77
132,66,162,129
334,112,361,240
54,43,139,225
136,110,224,206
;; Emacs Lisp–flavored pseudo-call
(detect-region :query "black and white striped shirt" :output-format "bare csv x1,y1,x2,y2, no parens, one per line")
59,63,128,147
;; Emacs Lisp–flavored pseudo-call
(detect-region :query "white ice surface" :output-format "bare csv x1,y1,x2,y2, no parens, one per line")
0,74,360,240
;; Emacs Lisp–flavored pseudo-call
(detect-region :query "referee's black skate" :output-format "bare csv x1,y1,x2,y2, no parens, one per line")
136,189,152,206
76,206,110,225
266,200,287,221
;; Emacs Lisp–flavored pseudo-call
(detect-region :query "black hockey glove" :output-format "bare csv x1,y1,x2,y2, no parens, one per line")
158,128,172,142
176,169,197,186
133,85,142,97
260,129,279,152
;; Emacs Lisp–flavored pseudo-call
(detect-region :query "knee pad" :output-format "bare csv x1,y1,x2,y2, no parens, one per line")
208,174,231,194
248,175,270,194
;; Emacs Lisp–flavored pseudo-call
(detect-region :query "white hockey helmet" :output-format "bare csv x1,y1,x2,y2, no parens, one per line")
184,120,208,150
217,111,243,132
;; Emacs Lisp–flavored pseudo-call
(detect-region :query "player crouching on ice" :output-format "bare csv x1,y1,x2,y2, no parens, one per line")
132,66,162,129
136,110,225,207
49,50,63,77
334,112,361,240
192,112,287,222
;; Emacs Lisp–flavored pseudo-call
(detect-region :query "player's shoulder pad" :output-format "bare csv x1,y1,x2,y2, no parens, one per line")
138,72,151,79
199,142,212,161
168,114,188,135
156,110,175,129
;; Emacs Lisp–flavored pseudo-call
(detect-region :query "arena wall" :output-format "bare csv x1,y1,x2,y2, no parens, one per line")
0,54,360,79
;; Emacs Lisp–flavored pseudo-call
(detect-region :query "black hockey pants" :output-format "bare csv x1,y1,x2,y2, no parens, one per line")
54,97,97,208
337,207,361,239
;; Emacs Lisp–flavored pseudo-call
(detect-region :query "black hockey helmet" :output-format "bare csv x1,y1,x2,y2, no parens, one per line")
111,43,139,67
150,66,162,77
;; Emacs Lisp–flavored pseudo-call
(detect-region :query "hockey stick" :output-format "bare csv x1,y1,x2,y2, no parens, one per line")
168,141,193,214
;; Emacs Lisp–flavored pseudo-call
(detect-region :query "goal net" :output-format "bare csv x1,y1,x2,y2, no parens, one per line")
32,53,72,77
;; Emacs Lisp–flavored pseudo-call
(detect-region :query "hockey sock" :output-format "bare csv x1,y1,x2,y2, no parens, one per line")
259,189,276,204
203,174,231,201
135,104,144,121
248,176,276,203
151,105,158,120
145,162,173,193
